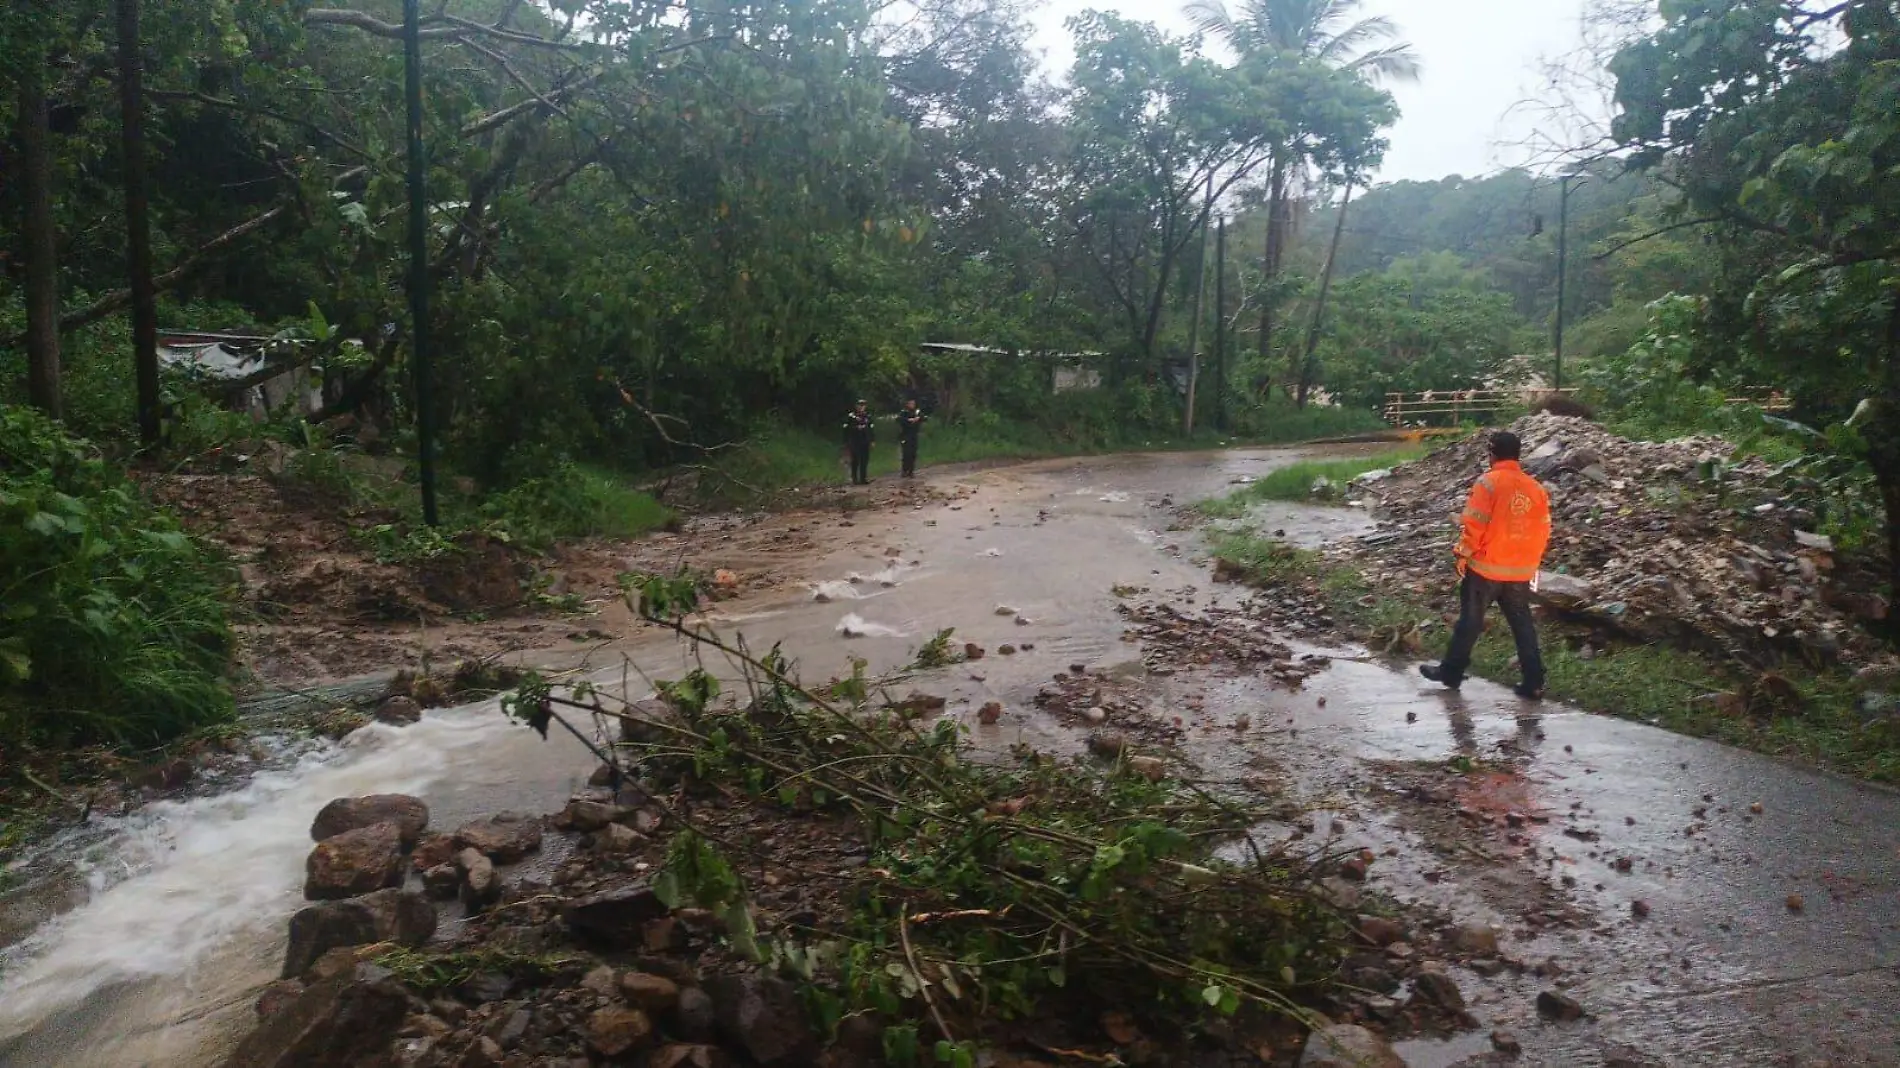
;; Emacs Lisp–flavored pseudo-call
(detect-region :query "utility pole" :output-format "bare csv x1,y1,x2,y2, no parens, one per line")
1553,171,1587,393
1214,214,1227,432
403,0,440,525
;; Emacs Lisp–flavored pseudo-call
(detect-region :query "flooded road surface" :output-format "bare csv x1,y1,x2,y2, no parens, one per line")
2,444,1897,1067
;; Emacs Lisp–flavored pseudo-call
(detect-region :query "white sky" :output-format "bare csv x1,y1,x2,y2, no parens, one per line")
1028,0,1597,184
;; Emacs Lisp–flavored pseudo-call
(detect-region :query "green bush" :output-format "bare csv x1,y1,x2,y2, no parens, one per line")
0,406,235,747
475,462,674,549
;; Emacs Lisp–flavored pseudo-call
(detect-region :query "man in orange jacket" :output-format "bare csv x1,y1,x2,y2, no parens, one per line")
1421,431,1551,699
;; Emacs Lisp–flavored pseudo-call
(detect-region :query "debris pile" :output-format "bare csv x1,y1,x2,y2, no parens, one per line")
1340,412,1889,668
1118,602,1333,686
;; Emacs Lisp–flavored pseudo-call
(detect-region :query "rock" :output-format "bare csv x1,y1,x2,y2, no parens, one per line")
458,848,502,912
304,822,405,901
674,985,717,1041
1532,571,1592,606
620,972,682,1013
283,888,437,978
566,882,668,950
963,642,986,661
977,701,1004,725
1851,663,1900,693
311,795,430,847
888,692,947,719
1536,989,1585,1021
1298,1023,1403,1068
1451,924,1499,956
1126,755,1166,782
375,695,423,725
594,823,643,854
706,973,819,1066
1356,916,1405,947
411,833,458,872
456,1036,504,1067
650,1045,732,1068
586,1005,655,1058
255,979,305,1019
422,863,460,900
994,605,1019,616
1087,732,1128,759
1410,971,1465,1011
452,812,543,863
1689,691,1746,717
1492,1030,1523,1055
1084,705,1107,725
1793,530,1834,552
1337,856,1369,881
1631,899,1651,919
557,799,624,833
620,697,685,746
222,964,413,1068
1786,893,1805,912
998,643,1018,655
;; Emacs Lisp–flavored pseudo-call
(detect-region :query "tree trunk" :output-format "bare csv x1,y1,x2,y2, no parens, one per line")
16,63,62,420
1296,182,1354,410
120,0,162,445
1183,173,1214,436
1256,151,1290,382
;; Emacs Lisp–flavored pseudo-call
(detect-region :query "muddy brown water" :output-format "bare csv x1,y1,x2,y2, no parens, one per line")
2,445,1897,1067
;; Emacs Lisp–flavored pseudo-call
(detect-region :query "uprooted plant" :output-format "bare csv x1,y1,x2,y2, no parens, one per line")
498,570,1352,1062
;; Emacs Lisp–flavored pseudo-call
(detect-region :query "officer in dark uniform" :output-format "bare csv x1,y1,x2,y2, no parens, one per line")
897,399,926,478
842,400,874,484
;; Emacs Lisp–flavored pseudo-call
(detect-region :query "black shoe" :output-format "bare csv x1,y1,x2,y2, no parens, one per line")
1419,664,1462,690
1514,683,1546,701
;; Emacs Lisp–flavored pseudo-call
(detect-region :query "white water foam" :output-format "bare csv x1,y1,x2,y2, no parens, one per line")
835,613,908,639
844,564,907,587
0,704,516,1045
812,579,864,601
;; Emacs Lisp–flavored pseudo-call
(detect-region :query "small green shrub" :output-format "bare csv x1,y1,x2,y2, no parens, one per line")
475,462,674,549
0,406,235,747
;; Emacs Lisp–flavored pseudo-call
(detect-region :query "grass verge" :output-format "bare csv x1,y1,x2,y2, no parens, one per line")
1200,446,1429,518
1212,533,1900,785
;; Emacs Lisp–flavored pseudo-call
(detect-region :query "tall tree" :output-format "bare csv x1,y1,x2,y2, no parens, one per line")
10,14,62,419
118,0,161,444
1182,0,1419,384
1610,0,1900,592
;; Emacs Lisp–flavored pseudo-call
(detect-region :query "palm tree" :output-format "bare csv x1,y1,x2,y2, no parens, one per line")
1183,0,1419,394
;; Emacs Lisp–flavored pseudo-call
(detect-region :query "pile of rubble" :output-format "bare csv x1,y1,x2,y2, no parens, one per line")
1118,602,1333,686
1338,412,1890,669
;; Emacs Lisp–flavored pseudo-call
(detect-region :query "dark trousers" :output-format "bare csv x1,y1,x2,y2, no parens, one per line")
1440,573,1544,688
847,441,870,484
900,438,918,477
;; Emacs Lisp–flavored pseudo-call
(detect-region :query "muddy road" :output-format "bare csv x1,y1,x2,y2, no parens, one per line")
1,446,1897,1067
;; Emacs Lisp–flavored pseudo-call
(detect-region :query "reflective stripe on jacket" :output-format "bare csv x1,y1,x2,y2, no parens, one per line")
1455,460,1550,583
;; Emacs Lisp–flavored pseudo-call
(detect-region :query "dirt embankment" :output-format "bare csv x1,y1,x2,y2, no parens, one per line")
143,471,943,689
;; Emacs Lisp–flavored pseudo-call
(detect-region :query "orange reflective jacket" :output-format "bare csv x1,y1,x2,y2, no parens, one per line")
1455,460,1551,583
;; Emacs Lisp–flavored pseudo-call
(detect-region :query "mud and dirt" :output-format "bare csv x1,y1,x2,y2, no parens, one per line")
3,445,1897,1068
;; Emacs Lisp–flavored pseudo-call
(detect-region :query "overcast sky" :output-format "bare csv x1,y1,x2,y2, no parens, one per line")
1027,0,1598,185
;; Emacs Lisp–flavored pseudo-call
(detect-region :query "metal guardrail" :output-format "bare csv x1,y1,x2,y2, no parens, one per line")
1382,389,1578,426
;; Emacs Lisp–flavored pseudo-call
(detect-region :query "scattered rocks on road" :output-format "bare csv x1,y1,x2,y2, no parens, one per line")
1536,989,1586,1022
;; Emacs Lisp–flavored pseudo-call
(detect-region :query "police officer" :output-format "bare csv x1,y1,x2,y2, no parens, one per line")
842,399,874,485
897,398,926,478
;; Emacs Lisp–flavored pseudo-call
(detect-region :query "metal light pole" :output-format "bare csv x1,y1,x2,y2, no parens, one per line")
403,0,440,525
1214,214,1227,432
1553,171,1588,394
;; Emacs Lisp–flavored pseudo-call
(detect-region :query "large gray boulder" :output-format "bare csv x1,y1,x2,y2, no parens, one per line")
310,795,429,847
222,962,412,1068
283,888,436,979
304,822,404,901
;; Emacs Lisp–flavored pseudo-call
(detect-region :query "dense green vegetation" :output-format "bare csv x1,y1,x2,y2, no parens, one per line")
0,407,234,748
1199,443,1428,516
